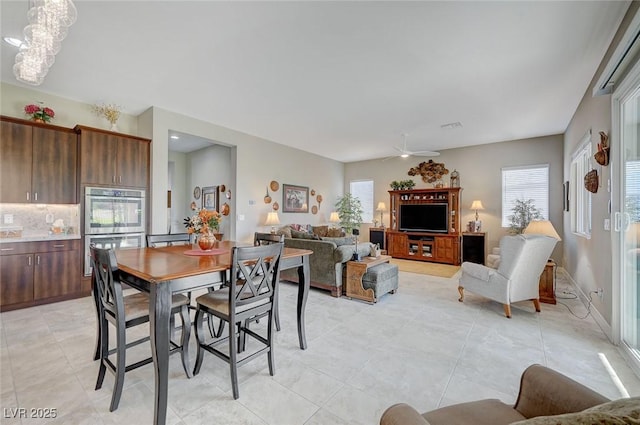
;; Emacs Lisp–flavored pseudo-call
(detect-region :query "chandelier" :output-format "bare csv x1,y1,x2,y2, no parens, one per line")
13,0,77,86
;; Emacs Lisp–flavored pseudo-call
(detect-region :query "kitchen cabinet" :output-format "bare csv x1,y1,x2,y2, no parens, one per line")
76,126,150,188
0,117,78,204
0,239,82,311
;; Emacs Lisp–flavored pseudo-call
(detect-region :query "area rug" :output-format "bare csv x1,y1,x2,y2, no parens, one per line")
390,258,460,278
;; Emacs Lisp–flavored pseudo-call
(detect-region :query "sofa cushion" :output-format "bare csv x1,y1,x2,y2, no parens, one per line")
322,236,356,246
291,228,318,239
511,397,640,425
312,225,329,237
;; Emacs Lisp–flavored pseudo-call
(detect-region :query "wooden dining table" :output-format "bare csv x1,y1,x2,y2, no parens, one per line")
113,240,312,425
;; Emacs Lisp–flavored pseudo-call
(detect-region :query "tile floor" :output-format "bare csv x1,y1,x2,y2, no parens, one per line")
1,269,639,425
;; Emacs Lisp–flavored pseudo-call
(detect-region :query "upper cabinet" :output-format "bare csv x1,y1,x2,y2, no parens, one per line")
0,117,78,204
75,126,150,189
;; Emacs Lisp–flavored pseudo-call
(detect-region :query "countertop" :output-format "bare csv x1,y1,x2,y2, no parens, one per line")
0,234,81,243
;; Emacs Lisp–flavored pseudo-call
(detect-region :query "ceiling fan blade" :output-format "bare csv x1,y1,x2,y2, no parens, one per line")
411,150,441,157
392,146,405,153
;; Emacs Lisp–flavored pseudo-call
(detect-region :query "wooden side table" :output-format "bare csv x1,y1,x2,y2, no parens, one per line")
462,232,486,265
345,255,391,303
539,260,556,304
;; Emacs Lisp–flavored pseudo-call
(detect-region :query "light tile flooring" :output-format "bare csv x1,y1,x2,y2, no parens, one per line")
1,269,639,425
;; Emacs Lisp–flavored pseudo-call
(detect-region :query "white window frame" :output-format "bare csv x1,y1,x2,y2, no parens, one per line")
570,131,592,238
501,164,550,227
350,179,374,223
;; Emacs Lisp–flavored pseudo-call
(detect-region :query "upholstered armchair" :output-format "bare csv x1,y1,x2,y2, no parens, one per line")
458,234,557,318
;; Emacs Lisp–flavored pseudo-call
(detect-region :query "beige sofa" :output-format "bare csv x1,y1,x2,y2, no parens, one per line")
380,364,640,425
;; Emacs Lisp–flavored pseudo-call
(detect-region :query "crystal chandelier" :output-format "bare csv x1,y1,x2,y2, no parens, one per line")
13,0,77,86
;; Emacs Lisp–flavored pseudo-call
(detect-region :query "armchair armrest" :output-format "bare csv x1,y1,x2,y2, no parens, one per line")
461,261,496,281
514,364,609,418
380,403,431,425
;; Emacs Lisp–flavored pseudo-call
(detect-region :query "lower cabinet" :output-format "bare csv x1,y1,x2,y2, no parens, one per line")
0,240,82,310
387,231,460,265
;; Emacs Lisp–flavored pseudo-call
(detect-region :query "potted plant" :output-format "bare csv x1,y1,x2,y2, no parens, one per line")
508,199,542,234
335,193,363,235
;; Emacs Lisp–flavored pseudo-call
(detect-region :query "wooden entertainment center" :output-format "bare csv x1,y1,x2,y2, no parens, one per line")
387,188,462,266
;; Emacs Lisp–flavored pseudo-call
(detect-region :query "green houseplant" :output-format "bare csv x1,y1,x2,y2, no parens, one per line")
508,199,542,234
335,193,363,235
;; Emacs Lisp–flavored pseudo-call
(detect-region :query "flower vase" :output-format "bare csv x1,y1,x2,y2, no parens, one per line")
110,123,118,132
32,118,44,123
197,233,217,251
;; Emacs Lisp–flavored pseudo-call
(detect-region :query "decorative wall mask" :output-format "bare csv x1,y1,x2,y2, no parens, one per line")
408,160,449,183
585,169,598,193
594,131,610,166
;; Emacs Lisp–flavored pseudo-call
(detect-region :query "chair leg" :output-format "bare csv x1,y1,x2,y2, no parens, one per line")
110,319,127,412
532,299,541,313
458,286,464,302
503,304,512,318
229,321,239,399
179,305,192,378
273,295,281,332
193,309,206,376
267,310,275,376
95,315,109,390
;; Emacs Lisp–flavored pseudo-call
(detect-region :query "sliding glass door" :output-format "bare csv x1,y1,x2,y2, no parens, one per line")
614,61,640,371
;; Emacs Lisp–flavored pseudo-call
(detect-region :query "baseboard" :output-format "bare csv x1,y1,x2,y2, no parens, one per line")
558,267,613,342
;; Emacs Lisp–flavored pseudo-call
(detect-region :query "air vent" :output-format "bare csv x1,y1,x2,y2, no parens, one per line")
440,122,463,130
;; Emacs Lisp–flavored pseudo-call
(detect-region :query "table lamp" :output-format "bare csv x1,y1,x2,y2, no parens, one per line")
470,200,484,232
265,212,280,234
329,211,340,228
376,202,387,228
524,220,561,241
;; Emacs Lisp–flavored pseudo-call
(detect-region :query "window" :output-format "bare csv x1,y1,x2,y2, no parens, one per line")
570,132,592,238
501,165,549,227
350,179,374,223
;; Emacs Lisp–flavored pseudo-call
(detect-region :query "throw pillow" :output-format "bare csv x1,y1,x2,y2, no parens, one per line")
511,397,640,425
312,225,329,237
276,225,292,238
326,227,345,237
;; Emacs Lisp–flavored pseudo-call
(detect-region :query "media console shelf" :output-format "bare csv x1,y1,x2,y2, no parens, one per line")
387,187,462,265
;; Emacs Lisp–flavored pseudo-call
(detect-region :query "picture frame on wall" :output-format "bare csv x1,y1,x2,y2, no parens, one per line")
282,184,309,213
201,186,219,211
563,181,570,212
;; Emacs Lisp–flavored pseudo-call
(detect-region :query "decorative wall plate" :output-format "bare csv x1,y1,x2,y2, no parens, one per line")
316,194,323,203
273,202,279,211
310,189,316,196
193,186,201,199
264,187,272,204
311,205,318,214
190,201,197,210
226,190,231,199
221,202,230,216
219,184,226,192
270,181,279,191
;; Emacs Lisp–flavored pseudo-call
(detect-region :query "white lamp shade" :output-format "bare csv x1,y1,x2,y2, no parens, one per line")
524,220,561,241
265,212,280,226
470,200,485,210
376,202,387,211
329,212,340,223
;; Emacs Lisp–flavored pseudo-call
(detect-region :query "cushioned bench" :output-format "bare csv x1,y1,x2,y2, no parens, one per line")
362,262,399,302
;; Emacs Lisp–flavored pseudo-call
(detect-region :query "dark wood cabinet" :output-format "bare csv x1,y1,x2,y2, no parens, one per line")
539,260,556,304
387,188,462,265
0,117,77,204
0,239,82,311
462,232,486,265
369,228,387,250
76,126,150,188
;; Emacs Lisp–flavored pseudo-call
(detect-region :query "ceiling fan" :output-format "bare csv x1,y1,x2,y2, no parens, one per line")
384,133,440,161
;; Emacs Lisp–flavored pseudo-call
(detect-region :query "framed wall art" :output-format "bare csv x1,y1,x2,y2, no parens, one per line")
283,184,309,213
201,186,219,211
563,181,570,212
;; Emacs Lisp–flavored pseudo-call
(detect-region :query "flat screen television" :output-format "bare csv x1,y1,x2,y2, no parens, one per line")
399,203,449,233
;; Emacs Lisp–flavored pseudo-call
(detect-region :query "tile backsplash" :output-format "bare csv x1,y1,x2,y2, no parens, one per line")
0,204,80,236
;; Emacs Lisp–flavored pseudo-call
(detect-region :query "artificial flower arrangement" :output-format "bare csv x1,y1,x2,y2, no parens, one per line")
184,208,221,235
24,103,55,122
92,103,121,128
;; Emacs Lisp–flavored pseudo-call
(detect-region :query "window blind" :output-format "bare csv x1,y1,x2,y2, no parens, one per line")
350,180,374,223
502,165,549,227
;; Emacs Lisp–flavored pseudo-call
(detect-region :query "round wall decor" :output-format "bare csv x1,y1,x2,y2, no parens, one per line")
270,181,279,191
311,205,318,214
193,186,201,199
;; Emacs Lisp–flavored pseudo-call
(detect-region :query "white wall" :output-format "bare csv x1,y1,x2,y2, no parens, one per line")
563,2,640,328
138,107,345,244
345,134,565,260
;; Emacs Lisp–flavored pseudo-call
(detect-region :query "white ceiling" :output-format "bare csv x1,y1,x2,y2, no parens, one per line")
0,1,630,162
